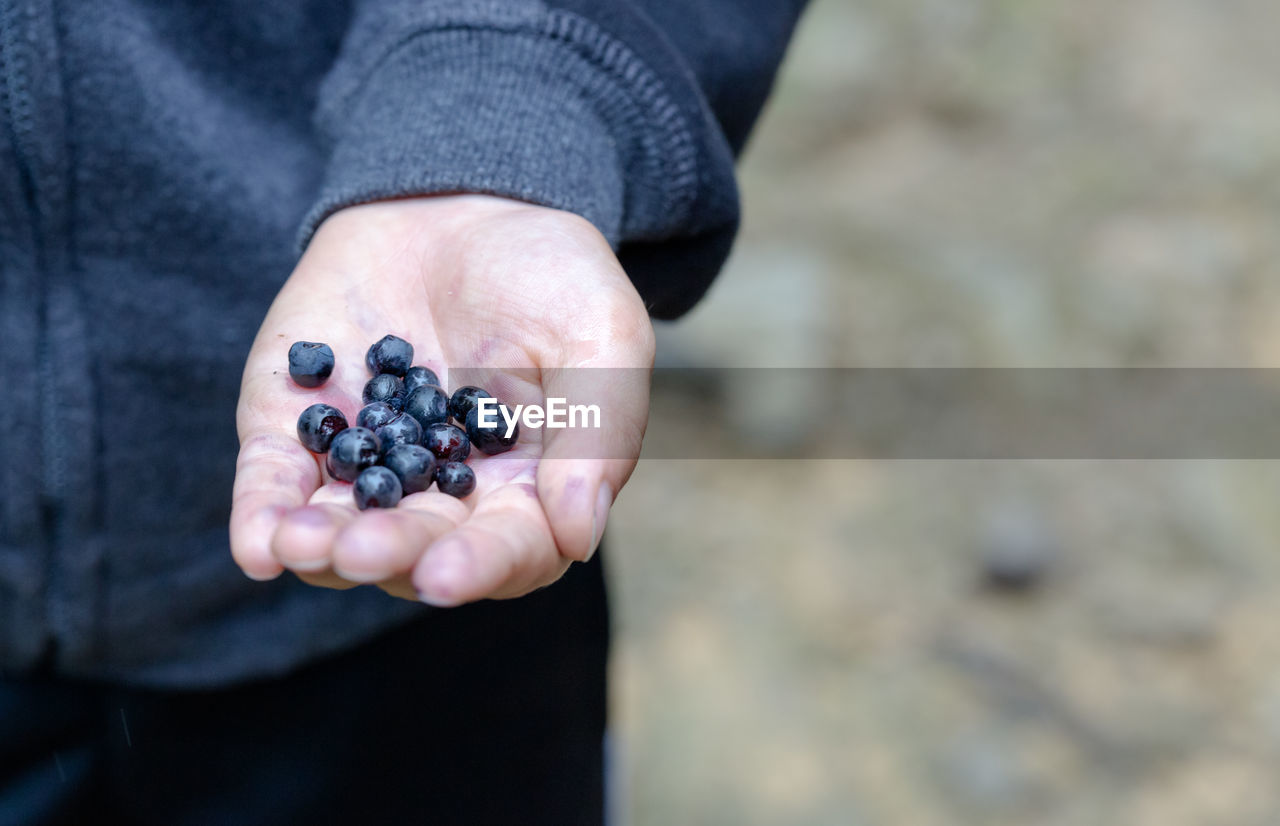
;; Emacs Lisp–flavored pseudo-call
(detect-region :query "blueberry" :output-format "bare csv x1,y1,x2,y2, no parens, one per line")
382,444,437,495
354,466,403,510
435,461,476,498
375,413,423,455
362,373,405,410
402,384,449,430
448,386,489,424
356,401,399,431
465,402,519,455
288,341,335,388
403,366,441,395
422,422,470,462
296,403,347,453
366,334,413,377
325,427,381,482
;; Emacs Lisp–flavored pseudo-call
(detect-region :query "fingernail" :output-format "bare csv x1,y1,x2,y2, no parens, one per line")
281,556,332,574
587,482,612,561
417,539,473,607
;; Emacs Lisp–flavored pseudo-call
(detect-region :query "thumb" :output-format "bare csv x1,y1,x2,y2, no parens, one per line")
535,364,651,562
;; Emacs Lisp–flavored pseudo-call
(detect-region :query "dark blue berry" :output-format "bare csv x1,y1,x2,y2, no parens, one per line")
465,403,519,455
375,413,423,455
382,444,437,495
296,403,347,453
356,401,399,431
435,461,476,498
402,384,449,430
325,427,380,482
403,366,441,395
422,422,470,462
448,386,489,424
366,334,413,377
354,466,403,510
288,341,335,388
362,373,405,410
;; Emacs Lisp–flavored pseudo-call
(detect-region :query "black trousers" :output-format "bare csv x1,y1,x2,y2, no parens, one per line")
0,554,609,826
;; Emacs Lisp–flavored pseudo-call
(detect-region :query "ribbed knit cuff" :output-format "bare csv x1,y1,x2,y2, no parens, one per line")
299,13,701,251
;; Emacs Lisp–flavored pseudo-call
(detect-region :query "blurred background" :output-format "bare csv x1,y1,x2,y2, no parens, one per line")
606,0,1280,823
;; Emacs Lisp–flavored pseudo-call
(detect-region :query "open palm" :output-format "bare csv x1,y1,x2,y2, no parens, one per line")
229,195,654,604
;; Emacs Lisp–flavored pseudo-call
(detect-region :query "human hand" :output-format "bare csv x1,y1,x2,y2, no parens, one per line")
229,195,654,604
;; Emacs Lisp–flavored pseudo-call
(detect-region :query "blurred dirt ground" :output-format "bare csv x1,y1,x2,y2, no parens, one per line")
606,1,1280,824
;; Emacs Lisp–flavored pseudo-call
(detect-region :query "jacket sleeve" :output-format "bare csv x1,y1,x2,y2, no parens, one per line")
301,0,808,319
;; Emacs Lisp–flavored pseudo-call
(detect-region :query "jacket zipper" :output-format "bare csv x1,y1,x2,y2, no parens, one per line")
1,5,64,516
0,29,7,128
1,0,68,672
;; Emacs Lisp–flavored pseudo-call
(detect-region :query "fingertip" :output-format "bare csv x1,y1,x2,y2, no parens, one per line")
413,537,476,607
588,480,613,562
231,505,288,580
412,490,565,604
331,509,401,582
538,464,608,562
243,566,284,582
271,505,344,573
332,504,460,583
308,481,354,507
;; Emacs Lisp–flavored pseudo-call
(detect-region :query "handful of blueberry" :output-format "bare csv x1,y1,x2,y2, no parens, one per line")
291,334,518,510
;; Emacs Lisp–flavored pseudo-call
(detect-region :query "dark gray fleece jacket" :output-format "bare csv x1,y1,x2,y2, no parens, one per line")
0,0,805,686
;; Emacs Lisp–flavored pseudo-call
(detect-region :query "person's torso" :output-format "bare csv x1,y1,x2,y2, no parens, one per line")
0,0,430,685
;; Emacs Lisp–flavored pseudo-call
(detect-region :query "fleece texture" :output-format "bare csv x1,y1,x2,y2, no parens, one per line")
0,0,805,686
